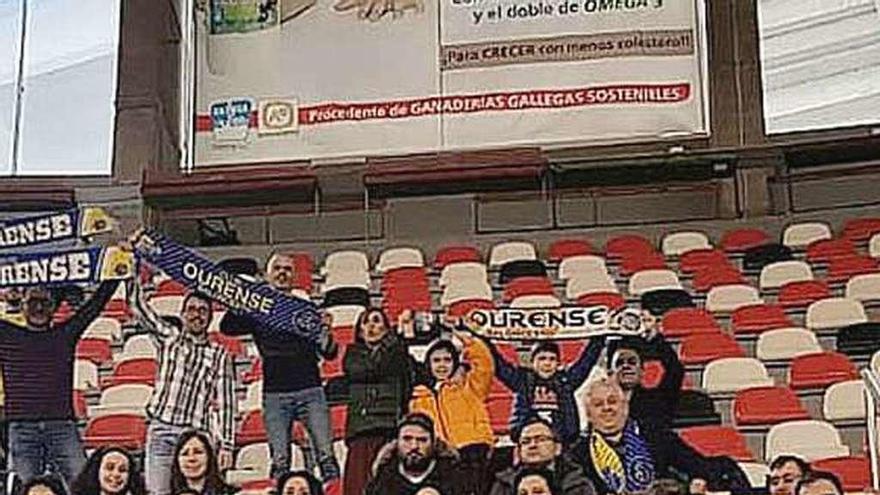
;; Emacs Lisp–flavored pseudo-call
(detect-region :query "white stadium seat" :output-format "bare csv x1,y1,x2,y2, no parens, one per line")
439,262,488,288
661,231,711,257
703,357,773,394
870,234,880,258
806,297,867,330
565,276,619,300
558,255,609,281
121,334,158,359
91,384,153,418
441,281,493,307
759,261,813,290
489,241,537,267
845,273,880,302
326,305,366,328
765,420,850,461
321,250,369,276
823,380,867,422
74,359,99,391
83,317,122,342
783,222,832,249
510,295,562,309
628,269,682,296
377,247,424,272
147,295,184,318
738,462,770,489
706,285,763,313
756,328,823,361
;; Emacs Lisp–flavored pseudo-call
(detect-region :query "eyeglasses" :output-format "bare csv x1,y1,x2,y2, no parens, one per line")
518,435,555,446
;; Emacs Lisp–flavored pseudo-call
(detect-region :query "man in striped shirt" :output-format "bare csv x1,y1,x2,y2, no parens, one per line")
128,278,235,495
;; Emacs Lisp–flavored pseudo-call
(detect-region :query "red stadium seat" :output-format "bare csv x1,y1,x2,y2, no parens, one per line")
382,267,429,287
330,405,347,440
53,301,74,325
574,292,626,310
73,390,88,421
679,426,754,461
487,394,514,434
495,342,520,365
559,341,586,364
434,245,481,269
812,456,871,492
806,239,857,264
843,217,880,243
548,239,595,262
827,255,879,283
447,299,495,318
101,299,132,322
241,359,263,384
679,332,745,365
733,386,809,426
619,251,667,277
502,276,555,302
605,235,654,259
679,249,730,275
208,332,246,358
107,358,157,387
731,304,793,335
83,414,147,450
320,351,344,379
692,265,746,292
721,228,770,253
778,280,831,309
789,352,858,390
334,326,355,346
289,253,314,293
661,308,721,338
75,338,113,365
156,279,187,297
237,410,268,446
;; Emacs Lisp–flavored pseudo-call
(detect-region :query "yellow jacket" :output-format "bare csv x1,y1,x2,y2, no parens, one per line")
410,336,494,448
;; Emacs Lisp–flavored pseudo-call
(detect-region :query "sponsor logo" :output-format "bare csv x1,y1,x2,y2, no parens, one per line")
259,98,299,135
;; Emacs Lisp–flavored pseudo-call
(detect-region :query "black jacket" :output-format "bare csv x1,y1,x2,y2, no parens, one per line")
344,333,413,440
568,419,749,495
627,335,684,428
365,441,464,495
489,455,597,495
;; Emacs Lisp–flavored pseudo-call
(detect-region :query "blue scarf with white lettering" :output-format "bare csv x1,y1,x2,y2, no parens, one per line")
0,207,113,251
0,246,133,288
135,230,322,342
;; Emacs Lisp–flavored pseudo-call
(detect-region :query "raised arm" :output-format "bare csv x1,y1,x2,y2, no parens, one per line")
462,334,494,400
649,334,684,408
565,336,607,386
219,310,257,337
213,350,236,451
64,280,120,338
479,334,526,392
127,279,178,342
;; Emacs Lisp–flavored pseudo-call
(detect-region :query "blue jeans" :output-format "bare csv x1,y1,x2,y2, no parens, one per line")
8,420,85,486
145,421,191,495
263,386,339,481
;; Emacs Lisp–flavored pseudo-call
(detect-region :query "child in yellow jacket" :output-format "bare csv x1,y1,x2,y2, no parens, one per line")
410,330,495,494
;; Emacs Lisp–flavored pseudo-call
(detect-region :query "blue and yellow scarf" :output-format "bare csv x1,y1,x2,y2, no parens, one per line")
589,420,656,494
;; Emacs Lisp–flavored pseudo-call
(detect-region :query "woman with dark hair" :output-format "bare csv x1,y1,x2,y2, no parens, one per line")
19,475,68,495
276,471,324,495
170,431,230,495
71,447,144,495
342,307,413,495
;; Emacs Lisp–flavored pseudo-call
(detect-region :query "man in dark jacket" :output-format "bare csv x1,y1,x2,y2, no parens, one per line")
607,312,683,428
490,415,595,495
366,413,463,495
569,378,748,495
488,337,605,445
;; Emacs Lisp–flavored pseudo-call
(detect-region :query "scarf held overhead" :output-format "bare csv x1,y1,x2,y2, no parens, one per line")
589,420,656,494
0,207,114,250
135,230,322,342
0,246,134,288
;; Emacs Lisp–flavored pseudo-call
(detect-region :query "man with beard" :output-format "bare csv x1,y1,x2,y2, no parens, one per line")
606,312,682,428
490,415,594,495
366,413,463,495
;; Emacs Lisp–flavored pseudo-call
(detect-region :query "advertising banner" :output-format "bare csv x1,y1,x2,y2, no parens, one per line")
193,0,708,165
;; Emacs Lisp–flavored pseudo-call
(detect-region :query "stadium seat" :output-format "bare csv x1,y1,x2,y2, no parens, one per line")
703,358,773,394
439,262,487,287
321,250,369,276
823,380,867,422
692,265,746,292
122,334,158,359
846,273,880,302
679,332,745,365
73,390,88,420
679,426,754,461
441,281,493,306
873,350,880,375
783,222,832,249
102,298,132,322
487,394,514,434
673,390,722,428
558,255,609,281
510,295,561,309
209,332,247,358
286,253,314,294
565,276,619,300
842,217,880,243
661,231,711,257
148,295,184,317
765,420,849,461
489,241,537,267
241,381,263,412
241,359,263,385
836,322,880,361
733,386,809,426
706,285,763,313
502,276,555,302
661,308,721,338
547,239,595,262
679,249,729,275
155,279,186,297
377,247,424,272
322,273,371,293
605,234,654,259
83,414,147,450
619,251,667,277
106,358,158,387
640,289,694,316
74,360,99,392
326,305,365,329
434,245,481,269
828,255,880,284
731,304,793,335
499,260,547,284
323,287,370,307
778,280,831,309
812,456,871,492
743,244,794,272
759,261,814,290
92,384,153,418
75,338,113,365
738,462,770,489
628,269,682,296
447,299,495,318
574,292,626,310
83,317,123,343
789,352,858,390
807,239,857,264
870,234,880,258
756,328,823,361
806,298,867,331
721,228,770,253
